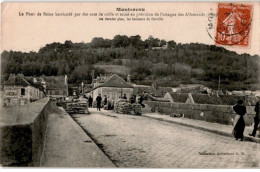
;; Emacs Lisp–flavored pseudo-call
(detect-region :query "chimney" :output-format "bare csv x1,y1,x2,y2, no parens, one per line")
127,74,131,83
65,75,68,85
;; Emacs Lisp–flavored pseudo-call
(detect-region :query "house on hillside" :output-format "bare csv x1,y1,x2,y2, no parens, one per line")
3,74,45,106
163,92,190,103
91,74,133,100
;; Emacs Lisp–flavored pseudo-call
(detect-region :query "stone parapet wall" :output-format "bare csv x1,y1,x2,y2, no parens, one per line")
0,97,51,166
147,101,255,126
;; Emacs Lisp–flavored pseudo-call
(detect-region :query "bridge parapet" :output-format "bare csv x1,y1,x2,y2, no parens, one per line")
147,101,255,126
0,97,51,166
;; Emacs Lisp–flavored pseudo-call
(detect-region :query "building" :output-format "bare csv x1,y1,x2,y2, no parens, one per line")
92,74,133,100
2,74,45,106
163,92,190,103
186,93,223,105
42,75,68,99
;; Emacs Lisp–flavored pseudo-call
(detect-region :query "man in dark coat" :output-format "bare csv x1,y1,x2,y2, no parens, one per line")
249,101,259,137
130,95,136,104
138,95,145,108
123,94,127,99
104,95,107,106
232,99,246,141
96,94,102,111
88,95,93,108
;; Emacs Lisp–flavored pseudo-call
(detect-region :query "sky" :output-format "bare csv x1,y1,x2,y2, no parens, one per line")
1,2,259,55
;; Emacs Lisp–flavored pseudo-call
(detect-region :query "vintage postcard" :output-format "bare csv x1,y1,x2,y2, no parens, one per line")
0,1,260,168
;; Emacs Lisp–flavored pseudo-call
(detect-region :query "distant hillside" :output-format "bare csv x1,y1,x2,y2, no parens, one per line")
94,65,131,76
1,35,260,90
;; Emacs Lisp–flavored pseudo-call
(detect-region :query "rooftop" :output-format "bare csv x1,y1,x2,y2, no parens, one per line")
191,94,223,105
41,75,67,90
95,74,133,89
3,74,30,87
169,92,189,103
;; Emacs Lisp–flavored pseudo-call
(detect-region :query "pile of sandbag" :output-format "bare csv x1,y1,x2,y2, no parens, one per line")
130,103,142,116
113,99,142,115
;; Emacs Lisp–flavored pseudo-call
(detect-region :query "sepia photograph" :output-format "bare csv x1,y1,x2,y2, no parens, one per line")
0,1,260,168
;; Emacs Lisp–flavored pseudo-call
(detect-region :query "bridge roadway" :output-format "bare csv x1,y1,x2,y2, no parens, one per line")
72,108,260,168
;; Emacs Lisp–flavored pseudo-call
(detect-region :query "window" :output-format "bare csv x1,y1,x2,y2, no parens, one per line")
55,91,59,95
21,88,25,95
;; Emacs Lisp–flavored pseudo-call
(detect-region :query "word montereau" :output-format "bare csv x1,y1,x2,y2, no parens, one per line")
116,8,145,11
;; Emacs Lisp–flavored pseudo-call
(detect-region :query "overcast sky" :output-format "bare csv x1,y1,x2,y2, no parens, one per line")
1,2,259,55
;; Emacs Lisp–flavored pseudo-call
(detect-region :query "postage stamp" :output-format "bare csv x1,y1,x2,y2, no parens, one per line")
215,3,252,47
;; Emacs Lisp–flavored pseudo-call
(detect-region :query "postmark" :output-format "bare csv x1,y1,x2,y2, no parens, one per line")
215,3,252,47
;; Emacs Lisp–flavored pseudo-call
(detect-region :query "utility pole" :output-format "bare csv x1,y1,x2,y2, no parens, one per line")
91,70,95,99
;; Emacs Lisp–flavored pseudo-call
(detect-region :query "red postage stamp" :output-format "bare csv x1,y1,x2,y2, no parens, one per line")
215,3,252,47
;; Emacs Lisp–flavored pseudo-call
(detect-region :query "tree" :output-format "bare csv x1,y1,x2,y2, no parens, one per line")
160,39,167,47
112,35,130,48
147,35,160,47
168,40,176,49
64,40,73,48
91,37,111,48
69,65,95,84
129,35,142,49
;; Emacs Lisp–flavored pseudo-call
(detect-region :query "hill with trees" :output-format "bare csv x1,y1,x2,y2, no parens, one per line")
1,35,259,91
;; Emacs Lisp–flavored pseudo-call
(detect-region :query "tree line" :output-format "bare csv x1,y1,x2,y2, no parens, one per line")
1,35,259,90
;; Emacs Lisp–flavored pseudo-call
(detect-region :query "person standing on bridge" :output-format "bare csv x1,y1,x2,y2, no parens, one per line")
249,100,259,137
88,95,93,108
138,94,145,108
104,95,107,106
232,100,246,141
96,94,102,111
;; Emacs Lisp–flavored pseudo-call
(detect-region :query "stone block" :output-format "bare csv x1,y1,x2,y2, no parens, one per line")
192,104,201,110
0,97,51,167
171,103,179,108
200,104,208,111
179,103,190,109
161,102,171,107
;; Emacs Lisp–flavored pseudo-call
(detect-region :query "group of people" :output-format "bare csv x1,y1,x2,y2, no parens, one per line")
232,99,259,141
86,94,107,111
127,94,145,108
86,93,146,111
